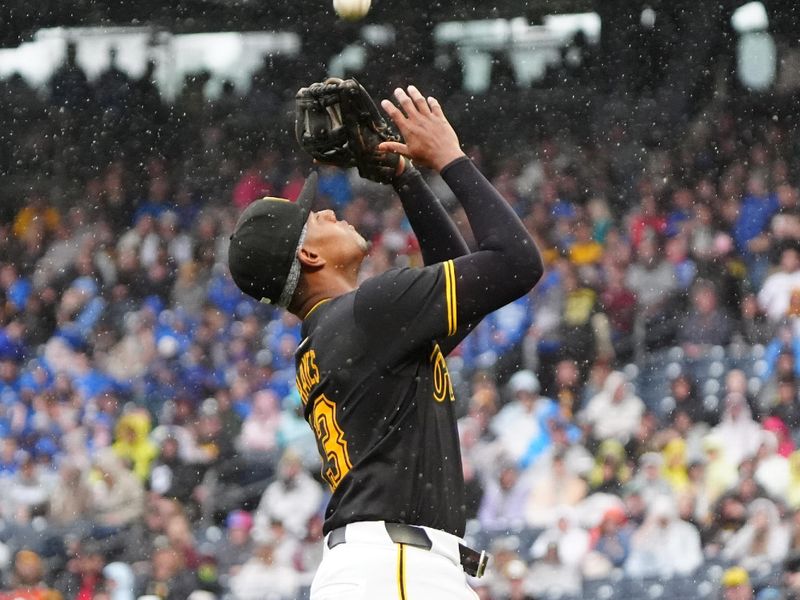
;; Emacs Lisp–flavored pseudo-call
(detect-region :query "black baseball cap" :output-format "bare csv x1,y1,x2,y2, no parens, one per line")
228,172,318,307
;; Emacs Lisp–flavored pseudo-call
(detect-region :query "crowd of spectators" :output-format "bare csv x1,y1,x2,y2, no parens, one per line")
3,40,800,600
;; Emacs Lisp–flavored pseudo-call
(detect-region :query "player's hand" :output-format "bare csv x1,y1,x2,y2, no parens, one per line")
378,86,465,172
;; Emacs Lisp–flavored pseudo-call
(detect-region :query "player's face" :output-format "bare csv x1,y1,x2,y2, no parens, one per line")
304,209,369,267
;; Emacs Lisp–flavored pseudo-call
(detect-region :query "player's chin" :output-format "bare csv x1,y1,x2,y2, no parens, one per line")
351,230,370,253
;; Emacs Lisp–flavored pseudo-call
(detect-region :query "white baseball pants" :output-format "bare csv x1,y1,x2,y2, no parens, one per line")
310,521,481,600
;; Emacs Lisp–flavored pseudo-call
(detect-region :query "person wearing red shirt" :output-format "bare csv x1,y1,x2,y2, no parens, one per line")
629,192,667,250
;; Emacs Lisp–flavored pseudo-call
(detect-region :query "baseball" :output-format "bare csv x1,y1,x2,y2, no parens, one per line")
333,0,371,21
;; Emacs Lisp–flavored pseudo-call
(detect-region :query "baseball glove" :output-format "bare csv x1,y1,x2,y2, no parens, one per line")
295,77,404,184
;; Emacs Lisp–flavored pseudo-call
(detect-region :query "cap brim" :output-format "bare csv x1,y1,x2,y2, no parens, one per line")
295,171,318,222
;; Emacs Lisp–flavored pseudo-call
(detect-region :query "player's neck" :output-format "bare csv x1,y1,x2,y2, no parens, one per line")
293,273,358,320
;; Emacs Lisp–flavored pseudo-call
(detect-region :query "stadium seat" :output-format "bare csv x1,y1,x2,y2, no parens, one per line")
582,579,615,599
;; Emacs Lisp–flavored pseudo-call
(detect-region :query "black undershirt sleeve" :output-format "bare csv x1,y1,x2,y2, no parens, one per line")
393,167,477,354
442,156,543,324
393,166,470,265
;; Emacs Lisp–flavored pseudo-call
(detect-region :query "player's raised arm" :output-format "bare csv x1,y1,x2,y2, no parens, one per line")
392,160,470,266
379,86,544,320
295,78,469,265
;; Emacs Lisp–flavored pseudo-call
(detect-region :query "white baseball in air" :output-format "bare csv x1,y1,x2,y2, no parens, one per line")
333,0,371,21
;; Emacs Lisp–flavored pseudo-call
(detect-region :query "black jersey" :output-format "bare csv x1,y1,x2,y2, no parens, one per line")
296,259,464,536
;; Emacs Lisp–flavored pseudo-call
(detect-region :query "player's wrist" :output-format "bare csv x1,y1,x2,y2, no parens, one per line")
434,150,467,173
392,157,419,185
394,156,408,177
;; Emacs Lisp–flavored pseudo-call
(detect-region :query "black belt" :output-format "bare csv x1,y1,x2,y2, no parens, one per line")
327,522,489,578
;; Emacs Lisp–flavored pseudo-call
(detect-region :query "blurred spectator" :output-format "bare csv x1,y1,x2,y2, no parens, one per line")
232,152,277,210
625,495,703,577
228,540,300,600
90,449,144,532
665,372,705,424
759,247,800,322
171,262,207,318
785,552,800,599
120,496,172,568
294,514,324,585
371,202,419,257
580,371,644,444
721,566,755,600
754,430,790,499
705,494,749,555
568,219,603,268
626,235,679,351
734,173,779,290
4,452,49,522
316,165,352,210
525,541,581,599
586,505,633,572
665,233,697,290
53,540,106,600
478,459,530,532
148,436,204,500
628,192,667,251
501,558,533,600
788,452,800,509
276,390,319,469
551,359,582,419
47,459,92,526
253,449,323,540
701,434,739,504
764,415,795,457
588,439,631,494
237,389,281,456
134,546,197,600
525,450,588,528
713,393,763,468
48,42,92,112
630,452,672,505
459,390,497,516
214,510,255,577
490,370,555,464
739,293,774,346
556,262,611,373
461,295,532,380
661,437,690,495
722,498,790,571
134,177,172,224
677,279,733,354
726,367,762,422
95,47,131,113
165,511,201,570
531,507,590,569
12,195,61,241
3,550,62,600
102,562,135,600
111,410,157,480
600,264,637,361
761,363,799,423
770,184,800,263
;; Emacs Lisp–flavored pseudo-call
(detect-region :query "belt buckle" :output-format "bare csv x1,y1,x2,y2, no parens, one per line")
475,550,488,578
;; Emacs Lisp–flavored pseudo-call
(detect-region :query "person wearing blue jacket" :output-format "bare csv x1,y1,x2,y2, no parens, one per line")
733,174,779,290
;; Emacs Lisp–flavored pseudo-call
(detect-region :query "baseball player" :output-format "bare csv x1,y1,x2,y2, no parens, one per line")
228,84,543,599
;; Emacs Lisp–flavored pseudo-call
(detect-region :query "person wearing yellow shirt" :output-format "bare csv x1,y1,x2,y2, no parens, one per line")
112,410,158,480
787,451,800,509
12,196,61,240
662,437,690,494
569,219,603,267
